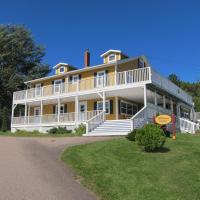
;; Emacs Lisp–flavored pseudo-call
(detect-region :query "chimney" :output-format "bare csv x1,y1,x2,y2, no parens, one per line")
84,49,90,67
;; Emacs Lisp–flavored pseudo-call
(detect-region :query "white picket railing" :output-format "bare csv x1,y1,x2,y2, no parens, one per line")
177,118,199,134
12,111,101,125
13,67,151,101
86,111,105,134
117,67,151,85
151,68,193,105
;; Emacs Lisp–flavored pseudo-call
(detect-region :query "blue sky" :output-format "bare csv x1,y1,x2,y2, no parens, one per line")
0,0,200,82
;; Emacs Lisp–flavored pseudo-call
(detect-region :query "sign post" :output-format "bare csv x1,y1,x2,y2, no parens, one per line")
172,113,176,140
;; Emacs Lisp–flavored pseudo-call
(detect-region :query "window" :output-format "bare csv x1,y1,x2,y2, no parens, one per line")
59,67,65,73
72,75,79,84
120,100,138,116
55,104,65,115
97,100,110,114
138,59,145,68
108,54,116,62
35,83,41,96
34,107,41,116
54,79,62,93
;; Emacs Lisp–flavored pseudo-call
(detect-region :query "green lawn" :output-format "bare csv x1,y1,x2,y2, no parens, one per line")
0,131,78,137
61,134,200,200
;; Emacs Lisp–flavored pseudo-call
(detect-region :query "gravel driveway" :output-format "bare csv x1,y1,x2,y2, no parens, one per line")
0,136,112,200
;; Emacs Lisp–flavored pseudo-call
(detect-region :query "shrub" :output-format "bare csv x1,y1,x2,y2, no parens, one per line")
48,127,72,134
135,124,166,152
126,129,137,141
15,129,43,135
74,124,86,135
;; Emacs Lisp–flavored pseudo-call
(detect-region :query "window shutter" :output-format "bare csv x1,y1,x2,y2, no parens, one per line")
118,100,121,114
69,76,72,82
52,81,54,94
94,72,97,88
79,74,82,80
110,100,113,114
105,70,109,74
94,102,97,111
64,104,67,113
41,83,43,87
62,78,65,83
53,105,56,114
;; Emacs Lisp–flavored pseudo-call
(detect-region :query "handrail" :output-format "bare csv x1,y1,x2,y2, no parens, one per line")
86,111,105,134
13,67,151,101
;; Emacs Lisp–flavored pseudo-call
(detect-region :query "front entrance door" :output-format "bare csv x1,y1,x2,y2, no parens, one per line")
79,101,87,121
33,107,41,124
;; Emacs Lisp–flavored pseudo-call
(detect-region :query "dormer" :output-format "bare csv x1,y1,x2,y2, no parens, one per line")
53,63,76,75
100,49,128,64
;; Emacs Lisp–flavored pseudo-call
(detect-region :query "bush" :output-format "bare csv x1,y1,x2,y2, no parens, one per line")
135,124,166,152
15,129,43,135
126,129,137,141
74,124,86,135
48,127,72,134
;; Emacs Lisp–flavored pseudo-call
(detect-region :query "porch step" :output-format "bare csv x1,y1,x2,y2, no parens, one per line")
88,119,132,136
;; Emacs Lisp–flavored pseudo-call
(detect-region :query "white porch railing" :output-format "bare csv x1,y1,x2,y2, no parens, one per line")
177,118,199,134
13,67,151,101
151,68,193,105
86,111,105,134
12,111,101,125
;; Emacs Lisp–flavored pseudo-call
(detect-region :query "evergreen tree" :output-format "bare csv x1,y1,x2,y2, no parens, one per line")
1,107,8,131
0,25,50,130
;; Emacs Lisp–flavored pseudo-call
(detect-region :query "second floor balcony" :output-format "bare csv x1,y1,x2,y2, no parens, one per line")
13,67,151,102
13,66,193,106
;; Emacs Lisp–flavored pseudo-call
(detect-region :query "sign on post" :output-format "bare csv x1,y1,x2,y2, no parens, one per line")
155,115,172,125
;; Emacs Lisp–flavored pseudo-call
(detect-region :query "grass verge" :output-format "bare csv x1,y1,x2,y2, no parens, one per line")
61,134,200,200
0,131,79,137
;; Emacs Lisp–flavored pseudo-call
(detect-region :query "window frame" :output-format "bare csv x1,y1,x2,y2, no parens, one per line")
59,66,65,74
55,104,65,115
72,75,79,84
120,100,138,116
108,53,116,63
97,100,110,115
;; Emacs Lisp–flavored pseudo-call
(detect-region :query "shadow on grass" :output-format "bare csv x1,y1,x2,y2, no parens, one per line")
153,147,170,153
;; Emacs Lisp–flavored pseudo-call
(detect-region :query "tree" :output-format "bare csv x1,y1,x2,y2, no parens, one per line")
0,25,50,130
1,107,8,131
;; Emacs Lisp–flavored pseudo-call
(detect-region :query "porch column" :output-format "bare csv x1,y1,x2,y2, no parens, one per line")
28,104,30,124
163,95,166,109
75,96,79,123
116,96,119,120
115,63,117,85
177,104,181,118
103,91,106,120
154,91,157,106
11,103,16,125
40,100,43,124
24,103,27,124
57,98,60,122
170,98,173,113
144,85,147,107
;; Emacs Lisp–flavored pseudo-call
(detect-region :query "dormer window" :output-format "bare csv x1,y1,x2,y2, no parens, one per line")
59,66,65,73
108,54,116,62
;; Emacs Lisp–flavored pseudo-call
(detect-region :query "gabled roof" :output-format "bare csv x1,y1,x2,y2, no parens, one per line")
100,49,122,57
53,62,69,69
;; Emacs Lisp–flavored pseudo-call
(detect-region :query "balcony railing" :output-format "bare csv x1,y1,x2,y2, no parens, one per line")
13,67,151,101
151,68,193,105
12,111,101,125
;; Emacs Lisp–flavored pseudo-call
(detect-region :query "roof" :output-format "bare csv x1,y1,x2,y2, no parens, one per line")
100,49,122,57
24,55,147,84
